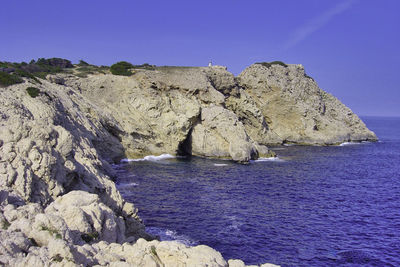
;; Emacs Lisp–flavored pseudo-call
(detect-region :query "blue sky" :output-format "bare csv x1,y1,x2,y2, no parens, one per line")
1,0,399,116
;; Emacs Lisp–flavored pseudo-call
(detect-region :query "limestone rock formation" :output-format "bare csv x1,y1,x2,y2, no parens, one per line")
1,190,274,266
191,105,257,162
0,60,376,266
0,80,147,242
238,63,377,145
64,66,274,162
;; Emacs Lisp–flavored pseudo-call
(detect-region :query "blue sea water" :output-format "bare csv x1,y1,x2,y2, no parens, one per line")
114,117,400,267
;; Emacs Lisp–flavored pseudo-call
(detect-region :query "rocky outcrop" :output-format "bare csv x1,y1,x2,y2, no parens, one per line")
60,63,375,162
191,106,258,162
238,63,377,145
0,80,147,241
64,66,274,162
0,69,281,266
0,60,376,266
2,190,277,266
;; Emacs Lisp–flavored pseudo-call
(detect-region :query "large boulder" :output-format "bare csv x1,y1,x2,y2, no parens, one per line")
45,191,126,244
191,106,258,162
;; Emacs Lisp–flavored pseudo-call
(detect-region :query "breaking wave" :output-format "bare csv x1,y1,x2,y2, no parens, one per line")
146,227,198,247
121,154,175,162
252,156,285,163
339,142,361,146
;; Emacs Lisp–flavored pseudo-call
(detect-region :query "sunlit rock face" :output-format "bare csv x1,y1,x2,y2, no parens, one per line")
238,63,377,145
0,60,376,266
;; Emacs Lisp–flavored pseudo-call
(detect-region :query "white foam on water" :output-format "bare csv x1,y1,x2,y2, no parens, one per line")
252,156,285,163
121,154,175,163
214,163,228,166
117,182,139,188
339,142,361,146
283,143,296,146
146,227,197,246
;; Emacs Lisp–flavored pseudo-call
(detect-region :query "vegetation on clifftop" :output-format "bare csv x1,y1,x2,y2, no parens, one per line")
256,61,288,68
0,58,160,85
26,86,40,98
0,58,73,85
110,61,134,76
0,71,23,87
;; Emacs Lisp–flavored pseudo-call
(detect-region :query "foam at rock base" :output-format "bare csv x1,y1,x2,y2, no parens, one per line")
252,157,285,163
121,154,175,162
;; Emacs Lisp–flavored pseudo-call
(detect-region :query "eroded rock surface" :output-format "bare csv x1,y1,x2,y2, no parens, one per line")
238,63,377,144
0,61,376,266
0,80,147,242
2,190,274,266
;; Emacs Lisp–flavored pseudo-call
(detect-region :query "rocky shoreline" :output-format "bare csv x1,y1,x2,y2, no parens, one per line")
0,60,376,266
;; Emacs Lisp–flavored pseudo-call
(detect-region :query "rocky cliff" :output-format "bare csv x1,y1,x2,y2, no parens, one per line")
238,63,377,144
64,66,275,163
0,61,376,266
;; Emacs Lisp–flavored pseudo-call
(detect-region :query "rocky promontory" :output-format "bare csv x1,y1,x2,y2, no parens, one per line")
0,59,376,266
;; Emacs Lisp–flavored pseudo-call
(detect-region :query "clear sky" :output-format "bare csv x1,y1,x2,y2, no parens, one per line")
1,0,399,116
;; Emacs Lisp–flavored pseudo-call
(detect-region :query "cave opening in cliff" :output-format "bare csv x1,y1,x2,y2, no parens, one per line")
177,128,193,157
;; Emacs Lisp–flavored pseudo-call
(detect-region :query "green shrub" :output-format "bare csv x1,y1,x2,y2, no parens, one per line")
52,254,63,262
2,220,11,230
40,225,62,238
132,63,156,70
81,231,99,243
78,60,90,66
29,238,39,247
256,61,288,68
33,72,48,79
15,69,41,84
0,61,10,68
36,57,73,69
110,61,134,76
270,61,288,67
26,87,40,98
304,73,315,81
256,62,271,68
0,71,24,87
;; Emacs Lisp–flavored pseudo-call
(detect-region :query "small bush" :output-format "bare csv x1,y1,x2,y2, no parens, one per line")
132,63,156,70
29,238,39,247
256,62,271,68
36,58,73,69
304,73,315,81
270,61,288,67
52,254,63,262
81,231,99,243
0,61,10,68
40,225,62,238
0,71,23,87
15,69,41,84
256,61,288,68
110,61,134,76
2,220,11,230
33,72,48,79
26,87,40,98
78,60,90,66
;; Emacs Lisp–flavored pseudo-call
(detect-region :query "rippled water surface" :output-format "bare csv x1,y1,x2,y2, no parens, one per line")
115,117,400,266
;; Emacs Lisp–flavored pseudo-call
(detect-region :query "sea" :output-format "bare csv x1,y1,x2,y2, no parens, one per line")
114,116,400,267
